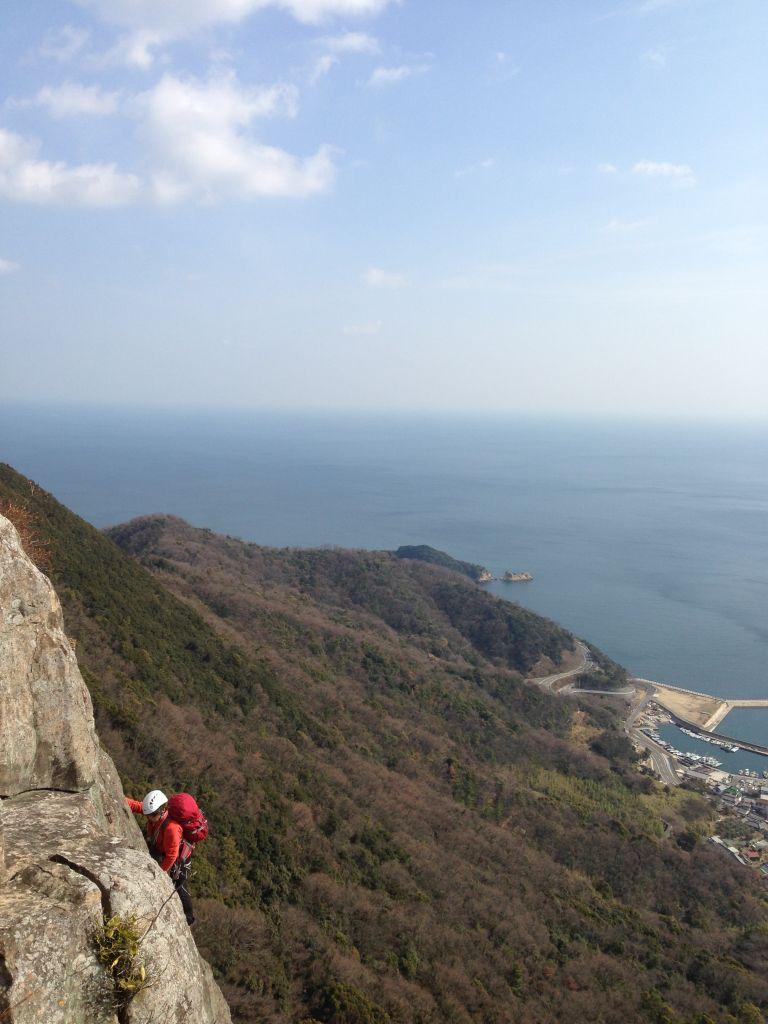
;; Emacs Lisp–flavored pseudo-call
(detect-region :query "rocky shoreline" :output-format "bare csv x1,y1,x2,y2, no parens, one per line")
476,569,534,584
502,570,534,583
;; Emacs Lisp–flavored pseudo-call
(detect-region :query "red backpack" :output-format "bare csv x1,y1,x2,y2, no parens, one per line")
167,793,209,848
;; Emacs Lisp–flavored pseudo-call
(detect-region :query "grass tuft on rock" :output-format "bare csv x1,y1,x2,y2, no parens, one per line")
93,914,148,1006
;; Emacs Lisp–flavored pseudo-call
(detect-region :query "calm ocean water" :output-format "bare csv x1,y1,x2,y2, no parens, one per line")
3,405,768,744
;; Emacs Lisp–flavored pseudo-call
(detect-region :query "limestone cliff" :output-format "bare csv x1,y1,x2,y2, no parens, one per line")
0,514,231,1023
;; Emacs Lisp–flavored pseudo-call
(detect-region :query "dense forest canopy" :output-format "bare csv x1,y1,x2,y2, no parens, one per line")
2,462,767,1024
392,545,491,583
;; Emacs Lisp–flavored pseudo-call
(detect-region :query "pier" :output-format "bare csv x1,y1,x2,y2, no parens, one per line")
635,679,768,757
702,699,768,730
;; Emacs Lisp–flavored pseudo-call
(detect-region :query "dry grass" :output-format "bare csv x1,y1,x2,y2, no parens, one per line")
569,709,602,749
93,913,149,1007
0,494,52,572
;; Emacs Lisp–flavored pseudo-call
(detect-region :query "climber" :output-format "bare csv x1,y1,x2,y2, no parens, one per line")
125,789,206,926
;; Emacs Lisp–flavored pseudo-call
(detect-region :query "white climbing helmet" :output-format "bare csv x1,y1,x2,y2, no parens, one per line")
142,789,168,815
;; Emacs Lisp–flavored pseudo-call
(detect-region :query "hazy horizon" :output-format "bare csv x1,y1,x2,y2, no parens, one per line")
6,399,768,425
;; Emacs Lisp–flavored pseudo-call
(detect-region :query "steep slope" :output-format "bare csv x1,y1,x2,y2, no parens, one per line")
2,464,768,1024
0,513,230,1024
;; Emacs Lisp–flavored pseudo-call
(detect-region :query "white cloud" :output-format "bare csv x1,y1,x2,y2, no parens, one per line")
490,51,520,82
0,71,336,207
0,128,141,206
633,159,695,183
342,320,382,335
364,267,407,288
97,30,167,70
321,31,380,53
636,0,681,12
310,54,339,84
633,0,717,16
283,0,396,21
368,64,430,88
310,30,378,85
209,46,240,65
602,218,645,232
136,72,336,201
77,0,398,66
455,158,495,179
23,83,122,118
0,258,20,275
642,48,668,67
598,161,695,184
79,0,396,30
39,25,90,62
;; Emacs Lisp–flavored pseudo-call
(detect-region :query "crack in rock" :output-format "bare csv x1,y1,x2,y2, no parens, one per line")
51,854,129,1024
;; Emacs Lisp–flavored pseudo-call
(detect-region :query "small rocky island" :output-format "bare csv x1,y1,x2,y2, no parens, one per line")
503,570,534,583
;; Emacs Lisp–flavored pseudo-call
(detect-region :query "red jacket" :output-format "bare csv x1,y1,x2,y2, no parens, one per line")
126,797,183,873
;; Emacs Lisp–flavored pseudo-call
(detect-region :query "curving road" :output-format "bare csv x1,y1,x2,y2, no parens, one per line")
532,640,591,691
533,641,635,699
532,651,681,786
632,732,681,786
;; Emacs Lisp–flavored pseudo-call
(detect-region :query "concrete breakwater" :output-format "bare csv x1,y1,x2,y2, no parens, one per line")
638,679,768,758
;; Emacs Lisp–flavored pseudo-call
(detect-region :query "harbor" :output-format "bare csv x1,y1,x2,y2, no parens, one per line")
641,680,768,739
625,678,768,761
635,700,768,787
653,722,768,778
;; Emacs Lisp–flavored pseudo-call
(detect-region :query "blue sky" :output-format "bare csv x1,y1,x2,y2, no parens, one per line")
0,0,766,415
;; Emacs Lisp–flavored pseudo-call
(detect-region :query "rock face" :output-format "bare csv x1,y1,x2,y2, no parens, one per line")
0,515,231,1023
0,515,101,796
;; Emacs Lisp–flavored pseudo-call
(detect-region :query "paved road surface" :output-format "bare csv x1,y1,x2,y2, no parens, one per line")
632,731,681,786
559,683,636,697
626,688,653,731
532,641,590,691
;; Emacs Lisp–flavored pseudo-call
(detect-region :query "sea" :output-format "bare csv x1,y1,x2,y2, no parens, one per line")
3,405,768,750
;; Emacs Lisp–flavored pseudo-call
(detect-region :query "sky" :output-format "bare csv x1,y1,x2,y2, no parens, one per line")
0,0,766,416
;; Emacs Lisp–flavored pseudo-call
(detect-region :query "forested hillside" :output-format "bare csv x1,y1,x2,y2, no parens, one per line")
2,462,767,1024
392,544,491,582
